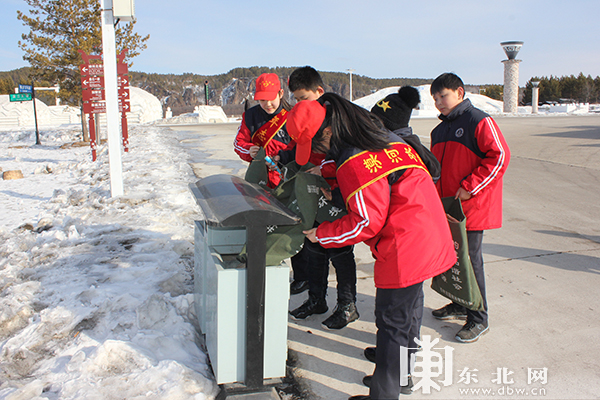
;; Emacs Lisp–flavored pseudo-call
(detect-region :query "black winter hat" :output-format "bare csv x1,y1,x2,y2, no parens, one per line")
371,86,420,131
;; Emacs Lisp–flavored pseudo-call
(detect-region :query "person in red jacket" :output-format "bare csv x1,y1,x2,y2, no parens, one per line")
233,73,292,188
429,72,511,343
287,93,456,400
233,73,312,295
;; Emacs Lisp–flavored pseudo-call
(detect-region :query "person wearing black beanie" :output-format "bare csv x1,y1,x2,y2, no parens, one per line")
370,86,441,182
371,86,421,130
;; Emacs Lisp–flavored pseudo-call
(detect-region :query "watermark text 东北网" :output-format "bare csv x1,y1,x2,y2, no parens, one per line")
401,336,548,396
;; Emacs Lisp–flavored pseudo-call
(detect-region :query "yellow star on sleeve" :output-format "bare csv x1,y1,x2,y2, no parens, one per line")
377,100,391,112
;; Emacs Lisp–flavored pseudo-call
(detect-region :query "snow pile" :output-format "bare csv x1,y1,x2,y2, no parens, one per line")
354,84,505,116
353,85,436,116
128,86,164,124
0,87,163,130
0,97,80,129
542,103,590,114
196,106,228,123
163,106,229,124
94,87,163,126
0,126,219,399
465,91,504,114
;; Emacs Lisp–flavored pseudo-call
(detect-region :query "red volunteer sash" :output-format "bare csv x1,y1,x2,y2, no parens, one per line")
337,142,429,205
251,109,288,147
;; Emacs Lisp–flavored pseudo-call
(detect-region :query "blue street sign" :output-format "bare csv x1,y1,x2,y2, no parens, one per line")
19,84,33,94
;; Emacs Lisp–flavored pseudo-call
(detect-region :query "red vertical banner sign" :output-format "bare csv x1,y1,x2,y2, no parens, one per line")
79,50,102,161
79,49,130,159
88,113,97,161
121,113,129,151
118,49,129,152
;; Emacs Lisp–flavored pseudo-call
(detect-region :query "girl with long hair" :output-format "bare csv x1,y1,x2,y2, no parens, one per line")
287,93,456,400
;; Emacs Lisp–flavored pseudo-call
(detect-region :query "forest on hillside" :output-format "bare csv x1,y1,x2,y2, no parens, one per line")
128,67,434,115
0,66,432,115
2,67,599,115
128,67,432,98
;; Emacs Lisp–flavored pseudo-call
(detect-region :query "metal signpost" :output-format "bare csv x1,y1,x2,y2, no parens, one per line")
31,85,40,144
10,84,40,144
204,80,209,105
100,0,124,198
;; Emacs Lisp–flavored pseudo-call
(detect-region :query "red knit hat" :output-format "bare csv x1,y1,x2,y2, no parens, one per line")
254,73,281,101
287,101,326,165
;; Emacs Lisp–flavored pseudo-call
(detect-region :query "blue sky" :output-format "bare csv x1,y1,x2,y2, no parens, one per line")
2,0,599,86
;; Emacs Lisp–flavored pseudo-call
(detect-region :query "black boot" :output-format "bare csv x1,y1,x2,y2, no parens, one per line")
363,346,376,363
290,280,309,295
290,296,328,320
362,375,413,395
322,302,359,329
401,376,414,395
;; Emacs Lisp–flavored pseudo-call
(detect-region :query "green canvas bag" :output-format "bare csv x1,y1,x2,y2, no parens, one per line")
241,153,346,266
431,197,485,311
244,147,271,189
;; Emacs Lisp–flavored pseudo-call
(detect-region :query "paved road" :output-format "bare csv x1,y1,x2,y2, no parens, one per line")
167,115,600,400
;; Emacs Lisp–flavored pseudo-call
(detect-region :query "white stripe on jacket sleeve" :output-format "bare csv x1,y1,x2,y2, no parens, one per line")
233,138,251,155
318,190,371,245
471,117,506,195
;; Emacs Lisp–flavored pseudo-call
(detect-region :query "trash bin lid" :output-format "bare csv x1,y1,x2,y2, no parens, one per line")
190,174,300,227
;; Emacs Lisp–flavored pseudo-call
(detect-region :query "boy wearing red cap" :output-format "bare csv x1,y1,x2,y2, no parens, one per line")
234,73,311,297
233,73,292,188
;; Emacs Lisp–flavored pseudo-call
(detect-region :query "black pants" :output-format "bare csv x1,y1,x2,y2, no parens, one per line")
304,238,357,305
291,247,310,282
371,282,424,400
453,230,488,324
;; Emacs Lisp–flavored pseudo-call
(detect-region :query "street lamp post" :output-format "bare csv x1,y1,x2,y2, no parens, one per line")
347,69,355,102
531,81,540,114
100,0,124,197
500,41,524,113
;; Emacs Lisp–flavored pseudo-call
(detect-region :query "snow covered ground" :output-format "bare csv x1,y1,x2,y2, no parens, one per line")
0,126,219,399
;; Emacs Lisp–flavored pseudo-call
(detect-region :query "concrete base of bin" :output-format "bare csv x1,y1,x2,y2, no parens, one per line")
194,222,290,385
216,382,282,399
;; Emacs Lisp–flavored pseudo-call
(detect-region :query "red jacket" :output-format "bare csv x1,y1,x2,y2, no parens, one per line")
234,104,292,187
315,138,456,289
320,159,339,190
431,99,510,231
